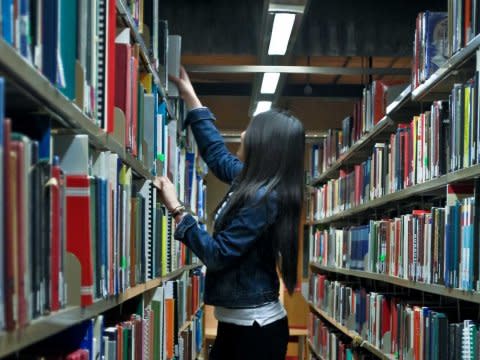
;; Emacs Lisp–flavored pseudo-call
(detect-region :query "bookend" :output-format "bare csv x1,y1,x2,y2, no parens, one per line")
381,330,392,354
65,252,81,307
112,106,126,147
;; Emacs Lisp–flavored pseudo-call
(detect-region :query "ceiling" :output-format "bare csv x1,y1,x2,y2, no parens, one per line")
160,0,447,131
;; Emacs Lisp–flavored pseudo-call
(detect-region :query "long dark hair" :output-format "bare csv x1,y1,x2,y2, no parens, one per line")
217,109,305,294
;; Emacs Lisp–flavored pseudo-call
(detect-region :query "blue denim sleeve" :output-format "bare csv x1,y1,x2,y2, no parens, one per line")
184,107,243,184
174,190,278,272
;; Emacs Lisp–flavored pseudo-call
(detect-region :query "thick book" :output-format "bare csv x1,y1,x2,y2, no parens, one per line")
66,175,94,306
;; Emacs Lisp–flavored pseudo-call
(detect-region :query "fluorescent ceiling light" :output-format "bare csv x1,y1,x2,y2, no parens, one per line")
268,13,296,55
260,73,281,94
253,101,272,116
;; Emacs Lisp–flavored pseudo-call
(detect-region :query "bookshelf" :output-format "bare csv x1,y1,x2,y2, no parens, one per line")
310,262,480,304
308,162,480,225
306,8,480,360
0,1,208,359
308,302,394,360
0,263,201,358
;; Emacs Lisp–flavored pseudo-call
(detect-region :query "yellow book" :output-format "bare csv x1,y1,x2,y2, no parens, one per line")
140,73,153,94
464,86,471,168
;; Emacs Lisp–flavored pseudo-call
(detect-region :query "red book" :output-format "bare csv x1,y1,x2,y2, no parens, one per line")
4,118,16,331
66,349,89,360
131,51,139,156
50,159,64,311
465,0,472,45
381,297,391,346
104,0,116,133
372,81,388,125
114,42,132,145
66,175,94,306
11,141,27,328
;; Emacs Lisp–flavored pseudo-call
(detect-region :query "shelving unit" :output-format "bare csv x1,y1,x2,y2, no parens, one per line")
0,1,208,358
306,18,480,360
0,263,202,358
308,303,394,360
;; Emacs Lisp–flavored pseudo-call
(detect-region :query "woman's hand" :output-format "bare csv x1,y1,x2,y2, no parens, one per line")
156,176,181,212
169,66,203,111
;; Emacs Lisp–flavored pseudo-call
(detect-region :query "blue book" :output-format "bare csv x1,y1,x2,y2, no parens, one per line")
42,0,59,84
1,0,14,44
19,0,32,61
79,319,94,360
0,78,4,329
424,11,448,80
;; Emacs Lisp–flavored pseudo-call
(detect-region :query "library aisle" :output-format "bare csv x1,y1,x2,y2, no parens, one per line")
2,0,479,360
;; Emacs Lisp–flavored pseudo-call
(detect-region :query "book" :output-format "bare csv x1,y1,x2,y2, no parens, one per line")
167,35,181,97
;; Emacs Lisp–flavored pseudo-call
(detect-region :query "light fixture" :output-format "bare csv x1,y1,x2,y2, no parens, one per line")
260,72,281,94
268,13,296,55
253,101,272,116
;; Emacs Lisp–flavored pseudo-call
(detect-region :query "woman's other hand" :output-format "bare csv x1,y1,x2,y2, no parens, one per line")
169,66,203,111
156,176,181,212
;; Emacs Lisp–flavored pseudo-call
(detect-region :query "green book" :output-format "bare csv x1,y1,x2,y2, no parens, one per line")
58,0,78,99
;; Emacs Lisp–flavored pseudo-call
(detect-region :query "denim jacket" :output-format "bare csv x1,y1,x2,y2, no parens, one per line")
174,107,280,307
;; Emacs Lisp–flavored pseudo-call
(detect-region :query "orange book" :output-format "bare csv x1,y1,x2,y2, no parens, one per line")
165,298,175,358
413,306,421,360
117,324,123,360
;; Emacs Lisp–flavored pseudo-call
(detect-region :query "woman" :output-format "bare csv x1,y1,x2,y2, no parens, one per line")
158,68,305,360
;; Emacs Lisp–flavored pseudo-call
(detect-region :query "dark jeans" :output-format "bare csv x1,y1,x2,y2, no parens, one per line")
209,316,289,360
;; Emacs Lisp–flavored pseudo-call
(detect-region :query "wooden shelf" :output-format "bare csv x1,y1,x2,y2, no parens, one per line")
0,38,157,181
412,34,480,102
178,304,204,335
309,163,480,225
310,262,480,304
307,339,326,360
308,302,394,360
0,264,200,358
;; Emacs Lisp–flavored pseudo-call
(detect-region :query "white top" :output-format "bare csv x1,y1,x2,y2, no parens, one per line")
214,301,287,327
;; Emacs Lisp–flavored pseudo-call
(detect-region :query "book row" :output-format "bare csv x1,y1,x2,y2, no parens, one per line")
309,313,376,360
308,81,405,179
309,180,480,291
308,275,480,360
16,269,205,360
